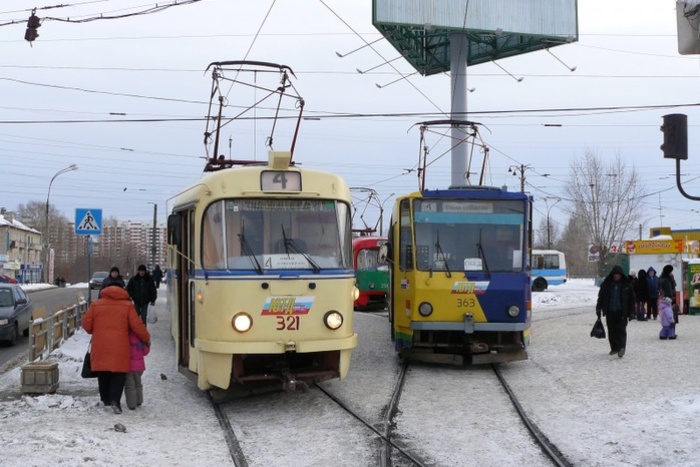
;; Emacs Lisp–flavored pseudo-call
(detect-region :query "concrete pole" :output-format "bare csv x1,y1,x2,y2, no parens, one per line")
450,32,469,188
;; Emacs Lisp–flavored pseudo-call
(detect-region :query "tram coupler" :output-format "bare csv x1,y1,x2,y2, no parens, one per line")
280,371,309,393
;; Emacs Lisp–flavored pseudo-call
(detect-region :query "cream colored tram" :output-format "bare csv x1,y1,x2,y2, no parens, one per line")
166,151,357,391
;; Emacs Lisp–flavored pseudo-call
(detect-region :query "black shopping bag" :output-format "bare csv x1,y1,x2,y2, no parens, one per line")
81,345,97,378
590,318,606,339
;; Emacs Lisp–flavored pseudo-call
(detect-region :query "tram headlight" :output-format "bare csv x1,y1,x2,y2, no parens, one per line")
324,310,344,330
231,312,253,333
507,305,520,317
418,302,433,317
196,289,204,304
352,286,360,301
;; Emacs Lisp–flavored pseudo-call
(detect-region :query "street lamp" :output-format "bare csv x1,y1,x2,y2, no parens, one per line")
544,196,562,249
44,164,78,283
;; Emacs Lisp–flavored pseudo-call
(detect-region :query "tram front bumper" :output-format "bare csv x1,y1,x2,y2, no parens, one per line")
410,314,528,333
196,333,358,354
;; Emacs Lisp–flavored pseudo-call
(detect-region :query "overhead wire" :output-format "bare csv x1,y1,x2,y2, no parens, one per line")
318,0,446,116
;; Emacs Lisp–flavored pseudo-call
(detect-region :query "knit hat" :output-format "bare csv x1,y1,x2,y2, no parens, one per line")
662,265,673,275
137,264,147,272
110,266,120,274
661,296,673,304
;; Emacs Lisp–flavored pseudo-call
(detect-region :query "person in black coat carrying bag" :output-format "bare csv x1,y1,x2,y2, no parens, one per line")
126,265,158,326
596,265,635,358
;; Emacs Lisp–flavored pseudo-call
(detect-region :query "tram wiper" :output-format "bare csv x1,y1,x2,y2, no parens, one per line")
281,225,321,273
476,230,490,277
435,231,451,278
238,226,263,274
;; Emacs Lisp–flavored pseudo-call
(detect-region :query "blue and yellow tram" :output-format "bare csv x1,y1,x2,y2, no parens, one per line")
383,186,532,364
166,151,358,390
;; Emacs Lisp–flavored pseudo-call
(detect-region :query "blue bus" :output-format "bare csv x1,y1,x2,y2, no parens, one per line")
531,249,567,292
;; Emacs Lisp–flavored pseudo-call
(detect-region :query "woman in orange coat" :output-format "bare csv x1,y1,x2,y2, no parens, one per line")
83,284,150,414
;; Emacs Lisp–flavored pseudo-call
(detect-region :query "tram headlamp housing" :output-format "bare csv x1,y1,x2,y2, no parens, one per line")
352,286,360,301
507,305,520,317
231,312,253,333
324,310,343,330
418,302,433,317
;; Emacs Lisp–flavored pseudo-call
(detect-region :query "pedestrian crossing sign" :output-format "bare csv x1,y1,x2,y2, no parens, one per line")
75,208,102,235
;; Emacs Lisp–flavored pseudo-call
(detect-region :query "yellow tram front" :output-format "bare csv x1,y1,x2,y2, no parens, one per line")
167,151,358,391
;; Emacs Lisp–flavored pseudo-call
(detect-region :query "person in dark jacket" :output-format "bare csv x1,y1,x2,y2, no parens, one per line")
126,265,157,326
596,265,635,358
152,265,164,289
100,266,126,298
658,264,678,324
633,269,648,321
646,266,659,320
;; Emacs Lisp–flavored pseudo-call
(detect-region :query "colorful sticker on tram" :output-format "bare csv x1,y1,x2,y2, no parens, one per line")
451,281,489,295
401,279,410,289
261,296,314,315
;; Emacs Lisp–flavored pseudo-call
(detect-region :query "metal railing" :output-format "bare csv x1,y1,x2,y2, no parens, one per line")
29,298,88,362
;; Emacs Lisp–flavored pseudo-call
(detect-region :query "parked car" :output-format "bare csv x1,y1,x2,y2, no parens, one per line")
0,283,32,346
89,271,109,290
0,274,18,284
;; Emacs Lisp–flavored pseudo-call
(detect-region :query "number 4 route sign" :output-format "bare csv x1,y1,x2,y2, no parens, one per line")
75,208,102,235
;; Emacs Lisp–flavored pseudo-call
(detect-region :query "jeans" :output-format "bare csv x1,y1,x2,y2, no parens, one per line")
135,303,149,326
647,297,658,319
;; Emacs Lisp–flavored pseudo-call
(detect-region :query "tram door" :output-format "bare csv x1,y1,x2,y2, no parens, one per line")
169,209,193,368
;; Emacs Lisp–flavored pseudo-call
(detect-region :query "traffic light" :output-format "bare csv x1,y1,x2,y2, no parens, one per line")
24,13,41,43
661,113,688,160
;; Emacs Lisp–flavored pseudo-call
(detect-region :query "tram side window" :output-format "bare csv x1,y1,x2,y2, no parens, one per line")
398,199,412,270
202,201,225,269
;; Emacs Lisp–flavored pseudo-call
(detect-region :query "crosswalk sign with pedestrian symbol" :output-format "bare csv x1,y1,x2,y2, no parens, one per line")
75,208,102,235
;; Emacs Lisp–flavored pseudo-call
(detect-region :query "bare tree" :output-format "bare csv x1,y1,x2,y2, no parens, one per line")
558,207,596,277
565,150,647,275
534,216,562,249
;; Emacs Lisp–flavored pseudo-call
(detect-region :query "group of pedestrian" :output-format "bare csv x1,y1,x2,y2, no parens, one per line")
82,263,162,414
596,264,678,359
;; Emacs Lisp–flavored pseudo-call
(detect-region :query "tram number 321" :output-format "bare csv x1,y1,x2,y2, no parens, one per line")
276,315,300,331
456,298,477,308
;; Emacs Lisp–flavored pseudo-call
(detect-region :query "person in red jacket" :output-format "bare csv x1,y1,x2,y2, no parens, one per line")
83,284,150,414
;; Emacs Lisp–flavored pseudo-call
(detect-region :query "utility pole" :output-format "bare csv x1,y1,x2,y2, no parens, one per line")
544,197,561,249
508,164,531,193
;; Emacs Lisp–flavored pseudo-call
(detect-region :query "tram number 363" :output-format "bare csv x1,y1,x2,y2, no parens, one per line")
456,298,477,308
276,315,300,330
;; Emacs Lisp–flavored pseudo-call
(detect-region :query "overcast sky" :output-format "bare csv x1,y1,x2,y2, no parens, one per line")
1,0,699,239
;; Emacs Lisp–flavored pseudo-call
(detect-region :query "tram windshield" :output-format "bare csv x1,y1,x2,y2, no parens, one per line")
202,198,352,271
356,248,382,271
409,198,526,273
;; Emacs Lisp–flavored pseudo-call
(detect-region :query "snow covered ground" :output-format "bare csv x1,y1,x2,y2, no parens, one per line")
1,279,698,466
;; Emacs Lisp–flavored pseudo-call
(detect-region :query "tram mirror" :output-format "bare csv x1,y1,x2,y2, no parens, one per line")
378,244,389,264
167,214,181,247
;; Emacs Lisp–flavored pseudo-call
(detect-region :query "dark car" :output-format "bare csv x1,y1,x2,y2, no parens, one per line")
0,283,32,345
89,271,109,290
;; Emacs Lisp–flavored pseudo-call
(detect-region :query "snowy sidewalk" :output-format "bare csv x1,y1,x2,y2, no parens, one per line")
0,295,233,467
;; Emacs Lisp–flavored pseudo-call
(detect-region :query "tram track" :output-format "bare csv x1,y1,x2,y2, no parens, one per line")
209,392,249,467
491,364,571,467
206,310,574,466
